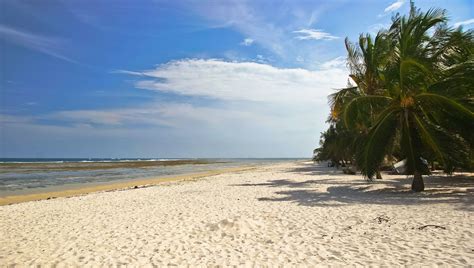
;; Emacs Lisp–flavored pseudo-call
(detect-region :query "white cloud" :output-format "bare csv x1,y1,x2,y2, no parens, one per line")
184,1,286,56
16,58,347,130
0,106,326,158
240,38,254,46
0,114,34,124
320,56,346,70
384,0,404,13
453,18,474,28
52,110,128,126
0,96,331,157
111,70,146,76
0,24,77,63
44,103,280,128
254,54,271,64
120,59,346,103
256,54,265,61
180,0,338,63
293,29,339,41
0,58,348,157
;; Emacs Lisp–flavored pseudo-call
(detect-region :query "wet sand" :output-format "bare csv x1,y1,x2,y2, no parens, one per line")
0,166,254,206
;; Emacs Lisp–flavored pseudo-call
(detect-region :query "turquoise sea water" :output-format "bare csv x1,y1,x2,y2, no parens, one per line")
0,158,302,196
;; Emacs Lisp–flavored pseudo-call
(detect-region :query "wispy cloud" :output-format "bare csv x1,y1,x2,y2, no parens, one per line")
319,56,346,70
240,38,254,46
1,58,348,157
368,23,390,34
111,70,146,76
184,1,285,56
123,59,346,103
44,103,279,128
47,58,348,131
0,102,324,157
182,0,339,63
0,114,34,124
384,0,405,13
20,58,348,129
293,29,339,41
0,24,77,63
453,18,474,28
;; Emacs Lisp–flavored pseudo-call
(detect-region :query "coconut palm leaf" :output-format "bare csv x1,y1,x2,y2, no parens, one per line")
413,114,470,172
328,86,360,121
317,2,473,191
428,60,474,103
358,107,400,178
416,93,474,128
343,95,393,129
416,93,474,150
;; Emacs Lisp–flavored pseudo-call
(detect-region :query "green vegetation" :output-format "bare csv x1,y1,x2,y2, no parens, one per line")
314,2,474,192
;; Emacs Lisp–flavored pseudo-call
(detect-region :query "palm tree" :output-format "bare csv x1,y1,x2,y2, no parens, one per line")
344,4,474,191
326,32,392,179
313,123,355,168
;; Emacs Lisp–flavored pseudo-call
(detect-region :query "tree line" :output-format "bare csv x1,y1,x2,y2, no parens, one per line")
314,2,474,192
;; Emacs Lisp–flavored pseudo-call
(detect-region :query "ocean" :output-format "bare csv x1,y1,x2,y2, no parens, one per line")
0,158,302,196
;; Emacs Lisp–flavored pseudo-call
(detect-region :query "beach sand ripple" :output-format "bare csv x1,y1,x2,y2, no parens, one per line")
1,161,473,266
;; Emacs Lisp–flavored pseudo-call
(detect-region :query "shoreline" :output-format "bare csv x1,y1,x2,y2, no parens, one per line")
0,165,256,206
0,161,472,266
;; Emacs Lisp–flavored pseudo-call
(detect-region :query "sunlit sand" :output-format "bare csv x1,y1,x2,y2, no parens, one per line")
1,161,472,266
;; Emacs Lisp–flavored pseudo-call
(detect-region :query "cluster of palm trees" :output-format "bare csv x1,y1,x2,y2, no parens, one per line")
314,2,473,192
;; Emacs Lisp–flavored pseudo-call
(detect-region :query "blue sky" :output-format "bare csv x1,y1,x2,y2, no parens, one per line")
1,0,473,158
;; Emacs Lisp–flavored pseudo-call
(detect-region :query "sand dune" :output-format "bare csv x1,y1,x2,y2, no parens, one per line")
1,161,472,266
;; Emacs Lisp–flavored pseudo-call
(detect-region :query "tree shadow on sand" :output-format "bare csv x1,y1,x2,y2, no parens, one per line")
286,164,348,176
231,164,474,212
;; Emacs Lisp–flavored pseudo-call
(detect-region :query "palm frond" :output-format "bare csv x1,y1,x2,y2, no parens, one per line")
328,86,360,121
416,92,474,145
428,60,474,102
343,95,393,129
358,107,400,178
416,93,474,121
413,114,470,172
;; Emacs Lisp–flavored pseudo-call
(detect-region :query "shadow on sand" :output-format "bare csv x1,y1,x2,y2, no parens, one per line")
231,163,474,211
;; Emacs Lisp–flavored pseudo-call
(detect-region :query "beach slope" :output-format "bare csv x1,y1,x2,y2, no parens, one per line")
0,161,472,266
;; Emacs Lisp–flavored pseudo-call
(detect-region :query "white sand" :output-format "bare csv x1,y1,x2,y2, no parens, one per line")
1,161,473,266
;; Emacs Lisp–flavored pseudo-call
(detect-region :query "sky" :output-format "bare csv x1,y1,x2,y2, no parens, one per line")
0,0,473,158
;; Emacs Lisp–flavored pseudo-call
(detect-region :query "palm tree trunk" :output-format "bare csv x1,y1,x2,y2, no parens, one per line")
376,170,383,180
411,171,425,192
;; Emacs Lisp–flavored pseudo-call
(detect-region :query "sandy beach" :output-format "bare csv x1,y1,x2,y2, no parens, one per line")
1,161,472,266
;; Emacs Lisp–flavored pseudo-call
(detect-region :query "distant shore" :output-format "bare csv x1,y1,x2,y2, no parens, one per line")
0,158,299,200
0,166,255,206
1,161,472,266
0,159,217,170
